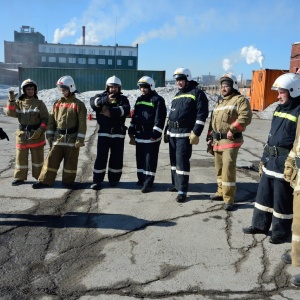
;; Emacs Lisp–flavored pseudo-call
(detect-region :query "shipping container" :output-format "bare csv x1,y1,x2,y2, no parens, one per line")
250,69,288,111
18,67,165,92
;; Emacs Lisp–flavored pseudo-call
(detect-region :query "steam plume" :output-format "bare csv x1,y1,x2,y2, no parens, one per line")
241,46,264,68
53,19,77,43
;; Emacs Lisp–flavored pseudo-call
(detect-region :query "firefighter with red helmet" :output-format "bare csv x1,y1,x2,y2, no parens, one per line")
32,75,87,189
89,75,130,190
5,79,48,186
208,73,252,211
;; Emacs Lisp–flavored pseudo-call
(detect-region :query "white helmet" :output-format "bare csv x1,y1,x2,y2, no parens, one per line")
220,73,239,90
56,75,77,93
271,73,300,98
137,76,155,91
106,75,122,87
173,67,192,81
21,78,38,94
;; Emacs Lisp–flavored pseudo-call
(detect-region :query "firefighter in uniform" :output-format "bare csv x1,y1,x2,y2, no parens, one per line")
207,73,252,211
281,91,300,286
243,73,300,243
5,79,48,186
128,76,167,193
0,128,9,140
32,75,87,189
90,75,130,190
165,67,209,202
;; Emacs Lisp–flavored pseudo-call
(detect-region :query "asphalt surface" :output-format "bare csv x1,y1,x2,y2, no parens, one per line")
0,113,299,300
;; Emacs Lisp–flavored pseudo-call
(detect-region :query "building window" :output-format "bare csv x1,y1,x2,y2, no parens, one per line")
41,46,46,53
129,51,133,56
128,60,133,66
69,57,76,63
69,48,76,54
78,58,86,64
59,48,66,54
59,57,66,63
49,57,56,62
117,59,122,66
108,59,113,65
98,59,105,64
79,49,85,54
117,50,121,55
88,58,96,64
89,49,95,55
108,50,113,55
99,50,105,55
49,47,56,53
41,56,46,62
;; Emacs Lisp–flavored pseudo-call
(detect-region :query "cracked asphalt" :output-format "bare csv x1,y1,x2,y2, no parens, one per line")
0,114,299,300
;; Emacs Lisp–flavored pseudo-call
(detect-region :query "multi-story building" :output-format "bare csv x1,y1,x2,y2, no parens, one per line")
4,25,138,70
290,42,300,73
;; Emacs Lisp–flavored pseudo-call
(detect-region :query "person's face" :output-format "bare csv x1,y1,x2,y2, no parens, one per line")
176,79,187,89
25,86,35,97
221,84,232,97
140,86,150,95
108,85,119,94
277,88,290,104
59,87,70,97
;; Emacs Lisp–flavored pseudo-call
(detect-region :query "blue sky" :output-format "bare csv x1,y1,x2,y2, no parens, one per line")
1,0,300,81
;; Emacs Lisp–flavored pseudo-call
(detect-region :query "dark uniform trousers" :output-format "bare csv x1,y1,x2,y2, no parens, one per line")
93,135,125,183
252,173,293,239
169,136,192,195
38,145,80,185
136,131,161,188
15,146,44,180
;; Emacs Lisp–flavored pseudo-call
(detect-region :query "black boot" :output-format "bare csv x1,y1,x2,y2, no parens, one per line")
291,274,300,287
281,253,292,264
242,226,268,235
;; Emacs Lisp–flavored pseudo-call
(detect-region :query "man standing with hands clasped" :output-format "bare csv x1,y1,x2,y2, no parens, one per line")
207,73,252,211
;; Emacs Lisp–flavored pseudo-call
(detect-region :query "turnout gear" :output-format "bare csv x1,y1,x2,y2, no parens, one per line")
272,73,300,98
220,73,239,91
0,128,9,140
56,75,77,93
129,83,166,191
5,86,48,182
137,76,155,91
173,67,192,81
208,77,252,205
90,84,130,186
167,71,209,199
36,86,87,187
248,74,300,241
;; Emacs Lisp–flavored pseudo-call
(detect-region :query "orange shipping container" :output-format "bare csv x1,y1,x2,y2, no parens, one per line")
250,69,288,111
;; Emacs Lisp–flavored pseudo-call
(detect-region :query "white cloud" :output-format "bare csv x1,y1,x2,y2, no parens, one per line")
222,59,233,71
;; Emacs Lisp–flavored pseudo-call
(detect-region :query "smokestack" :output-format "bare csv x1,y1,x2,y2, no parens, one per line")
82,26,85,45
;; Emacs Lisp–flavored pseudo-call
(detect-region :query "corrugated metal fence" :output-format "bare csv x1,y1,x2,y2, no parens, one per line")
19,67,165,92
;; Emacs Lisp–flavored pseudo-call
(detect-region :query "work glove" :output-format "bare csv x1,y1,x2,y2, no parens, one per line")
30,128,43,140
206,140,214,155
258,161,264,177
0,128,9,140
8,91,18,101
189,131,199,145
283,161,294,183
47,137,54,148
75,140,85,148
129,134,136,145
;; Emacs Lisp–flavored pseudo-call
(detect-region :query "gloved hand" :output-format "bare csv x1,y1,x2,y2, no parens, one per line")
258,161,264,177
75,140,85,148
207,140,214,155
47,137,54,148
128,126,136,136
189,131,199,145
164,134,169,143
151,130,161,141
30,128,43,140
0,128,9,140
129,134,136,145
8,91,18,101
284,161,294,183
206,135,212,142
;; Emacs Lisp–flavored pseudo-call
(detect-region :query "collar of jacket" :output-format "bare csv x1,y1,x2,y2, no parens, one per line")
60,94,76,103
